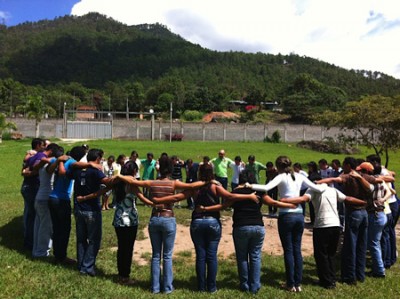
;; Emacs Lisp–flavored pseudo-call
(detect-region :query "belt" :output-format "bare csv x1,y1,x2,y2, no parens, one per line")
193,216,218,220
151,210,174,218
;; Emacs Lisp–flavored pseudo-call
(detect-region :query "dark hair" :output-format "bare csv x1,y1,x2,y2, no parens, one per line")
117,154,126,165
107,155,115,162
46,143,60,158
186,158,193,164
203,156,210,162
31,138,44,150
87,149,103,162
158,156,173,177
130,150,138,157
293,162,302,169
248,155,255,161
373,165,382,175
331,159,341,167
147,152,154,158
366,154,381,165
55,146,65,158
343,157,357,170
239,169,256,184
307,161,318,173
234,156,241,161
69,146,86,161
318,159,328,165
275,156,295,180
266,161,274,168
121,160,139,176
356,158,365,166
199,163,214,181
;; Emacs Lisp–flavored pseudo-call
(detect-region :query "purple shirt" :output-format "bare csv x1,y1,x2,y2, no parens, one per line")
23,152,47,187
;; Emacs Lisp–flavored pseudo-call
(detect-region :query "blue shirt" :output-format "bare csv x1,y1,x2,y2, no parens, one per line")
50,158,76,201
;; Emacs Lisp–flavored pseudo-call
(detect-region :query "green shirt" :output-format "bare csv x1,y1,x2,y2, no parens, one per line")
245,161,267,183
140,159,156,180
211,157,234,178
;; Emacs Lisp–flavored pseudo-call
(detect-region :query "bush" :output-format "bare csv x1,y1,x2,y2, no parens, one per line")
264,130,281,143
181,110,204,121
165,133,184,141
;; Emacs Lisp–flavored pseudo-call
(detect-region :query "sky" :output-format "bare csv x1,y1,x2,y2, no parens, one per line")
1,0,400,79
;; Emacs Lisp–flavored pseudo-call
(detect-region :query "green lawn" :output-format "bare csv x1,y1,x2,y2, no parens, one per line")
0,139,399,298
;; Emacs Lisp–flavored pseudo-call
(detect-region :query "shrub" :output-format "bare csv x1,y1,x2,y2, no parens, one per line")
165,133,184,141
264,130,281,143
181,110,204,121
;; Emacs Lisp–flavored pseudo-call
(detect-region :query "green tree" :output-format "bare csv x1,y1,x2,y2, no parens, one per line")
314,95,400,167
0,113,17,143
16,95,56,137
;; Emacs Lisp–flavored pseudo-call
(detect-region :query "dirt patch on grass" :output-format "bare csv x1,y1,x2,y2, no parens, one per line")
115,215,315,266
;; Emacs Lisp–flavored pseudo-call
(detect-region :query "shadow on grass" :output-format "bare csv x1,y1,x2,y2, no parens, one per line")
0,216,26,254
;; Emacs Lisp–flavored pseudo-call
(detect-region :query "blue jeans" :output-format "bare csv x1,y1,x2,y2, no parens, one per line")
49,198,72,261
388,202,398,266
74,209,102,275
148,216,176,294
215,176,228,190
381,213,393,268
341,209,368,282
21,184,38,250
368,212,387,276
233,225,265,293
190,218,222,292
32,200,53,257
278,213,304,288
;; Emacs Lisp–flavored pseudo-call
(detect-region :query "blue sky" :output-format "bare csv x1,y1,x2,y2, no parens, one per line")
0,0,79,25
1,0,400,79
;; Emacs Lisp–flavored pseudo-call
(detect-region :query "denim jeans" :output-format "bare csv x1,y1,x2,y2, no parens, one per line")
278,213,304,288
341,209,368,283
21,184,39,250
368,212,387,276
49,198,72,261
74,209,102,275
148,216,176,294
190,218,222,292
388,202,398,266
381,213,393,268
32,200,53,257
233,225,265,293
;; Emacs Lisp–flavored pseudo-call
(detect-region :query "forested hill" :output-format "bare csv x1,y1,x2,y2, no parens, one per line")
0,12,400,121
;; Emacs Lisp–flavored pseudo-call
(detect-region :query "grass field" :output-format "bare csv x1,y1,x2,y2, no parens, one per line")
0,139,399,298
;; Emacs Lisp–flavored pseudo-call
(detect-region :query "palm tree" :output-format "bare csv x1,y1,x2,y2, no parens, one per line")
0,113,17,143
16,95,56,137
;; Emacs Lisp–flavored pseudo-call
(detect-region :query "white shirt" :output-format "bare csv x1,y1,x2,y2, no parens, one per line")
305,185,346,228
230,162,245,184
252,172,326,214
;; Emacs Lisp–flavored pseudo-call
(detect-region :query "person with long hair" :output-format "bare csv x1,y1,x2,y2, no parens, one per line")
198,169,296,294
152,164,259,293
117,156,211,294
245,156,326,292
111,161,153,285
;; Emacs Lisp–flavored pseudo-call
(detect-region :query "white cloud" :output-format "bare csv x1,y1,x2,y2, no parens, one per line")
0,10,11,22
71,0,400,78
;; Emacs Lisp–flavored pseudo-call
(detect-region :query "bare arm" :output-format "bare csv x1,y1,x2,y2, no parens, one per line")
344,196,367,206
116,175,153,188
215,186,258,203
263,194,297,209
133,186,154,206
152,190,194,204
280,194,310,204
316,177,342,184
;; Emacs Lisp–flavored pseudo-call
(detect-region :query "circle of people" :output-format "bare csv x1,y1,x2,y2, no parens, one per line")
21,139,399,294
